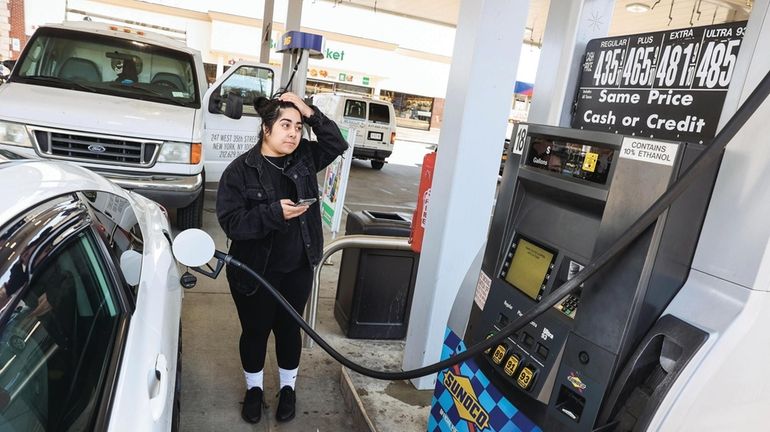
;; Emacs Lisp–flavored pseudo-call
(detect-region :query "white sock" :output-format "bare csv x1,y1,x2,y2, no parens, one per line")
279,367,298,389
244,369,264,390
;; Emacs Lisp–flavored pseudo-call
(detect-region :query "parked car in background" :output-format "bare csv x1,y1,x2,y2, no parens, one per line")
0,159,183,431
0,21,277,228
311,92,396,169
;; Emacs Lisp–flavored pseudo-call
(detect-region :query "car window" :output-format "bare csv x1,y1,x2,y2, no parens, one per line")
343,100,366,120
368,103,391,124
81,191,143,296
0,232,121,431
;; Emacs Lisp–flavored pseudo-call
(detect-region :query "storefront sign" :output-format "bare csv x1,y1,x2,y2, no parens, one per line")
572,21,747,144
325,48,346,60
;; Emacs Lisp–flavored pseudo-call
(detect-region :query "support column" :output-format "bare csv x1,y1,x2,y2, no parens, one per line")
280,0,302,86
717,0,770,124
293,48,309,97
528,0,614,126
691,0,770,282
402,0,529,390
260,0,275,64
216,55,224,79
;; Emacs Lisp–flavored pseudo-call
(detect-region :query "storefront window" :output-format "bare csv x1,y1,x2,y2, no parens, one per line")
336,82,373,96
203,62,217,85
380,90,434,131
307,79,335,96
306,79,374,97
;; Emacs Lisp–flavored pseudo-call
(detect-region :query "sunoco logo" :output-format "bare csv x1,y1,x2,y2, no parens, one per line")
444,371,490,430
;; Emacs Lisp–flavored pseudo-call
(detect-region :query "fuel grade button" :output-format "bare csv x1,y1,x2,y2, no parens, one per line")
492,344,508,365
517,366,536,390
503,354,520,377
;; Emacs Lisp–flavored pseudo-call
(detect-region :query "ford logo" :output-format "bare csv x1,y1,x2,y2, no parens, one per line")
88,144,107,153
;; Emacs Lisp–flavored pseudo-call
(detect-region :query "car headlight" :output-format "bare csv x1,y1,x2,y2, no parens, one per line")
0,120,32,147
158,141,201,164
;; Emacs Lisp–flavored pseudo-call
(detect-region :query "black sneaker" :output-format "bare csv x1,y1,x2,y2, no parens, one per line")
275,386,296,422
241,387,263,423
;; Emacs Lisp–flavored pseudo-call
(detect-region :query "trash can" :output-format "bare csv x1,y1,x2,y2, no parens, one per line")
334,210,420,339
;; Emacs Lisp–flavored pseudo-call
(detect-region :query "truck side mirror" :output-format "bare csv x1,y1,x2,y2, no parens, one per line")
224,91,243,119
208,90,243,119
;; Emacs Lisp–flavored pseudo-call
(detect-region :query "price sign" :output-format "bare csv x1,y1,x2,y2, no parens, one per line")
573,21,747,144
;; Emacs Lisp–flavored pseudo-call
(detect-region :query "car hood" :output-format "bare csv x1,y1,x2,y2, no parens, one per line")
0,83,197,141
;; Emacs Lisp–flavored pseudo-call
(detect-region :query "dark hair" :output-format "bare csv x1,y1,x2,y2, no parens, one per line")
253,97,302,142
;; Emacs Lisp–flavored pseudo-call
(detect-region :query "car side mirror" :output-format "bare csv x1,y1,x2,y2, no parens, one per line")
119,249,142,285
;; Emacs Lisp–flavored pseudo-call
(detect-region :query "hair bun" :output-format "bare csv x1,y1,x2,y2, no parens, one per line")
253,96,271,116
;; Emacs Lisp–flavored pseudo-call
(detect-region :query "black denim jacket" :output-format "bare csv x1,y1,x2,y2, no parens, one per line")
216,106,347,290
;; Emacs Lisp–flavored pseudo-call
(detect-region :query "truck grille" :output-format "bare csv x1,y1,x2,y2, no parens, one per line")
32,128,161,167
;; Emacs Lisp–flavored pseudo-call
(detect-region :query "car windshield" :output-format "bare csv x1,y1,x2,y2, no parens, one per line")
13,27,200,108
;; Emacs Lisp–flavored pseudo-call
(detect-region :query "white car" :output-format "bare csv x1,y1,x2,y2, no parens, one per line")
0,159,183,431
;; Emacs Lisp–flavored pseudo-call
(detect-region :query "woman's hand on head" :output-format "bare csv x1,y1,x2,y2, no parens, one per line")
279,92,314,118
280,199,309,220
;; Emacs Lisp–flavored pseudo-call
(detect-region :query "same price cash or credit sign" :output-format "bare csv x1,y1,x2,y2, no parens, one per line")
572,21,747,144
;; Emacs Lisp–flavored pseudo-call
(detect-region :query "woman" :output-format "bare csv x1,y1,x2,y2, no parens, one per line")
216,92,347,424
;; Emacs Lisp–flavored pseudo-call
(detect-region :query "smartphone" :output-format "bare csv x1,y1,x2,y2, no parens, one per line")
293,197,317,207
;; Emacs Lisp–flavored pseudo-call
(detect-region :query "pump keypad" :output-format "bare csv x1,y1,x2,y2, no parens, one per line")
517,366,536,390
557,294,581,319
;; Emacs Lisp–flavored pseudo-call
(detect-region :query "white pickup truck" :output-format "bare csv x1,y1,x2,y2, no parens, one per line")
0,21,275,228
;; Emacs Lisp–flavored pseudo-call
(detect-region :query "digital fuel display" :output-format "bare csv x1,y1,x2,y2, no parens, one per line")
501,237,556,302
525,136,615,184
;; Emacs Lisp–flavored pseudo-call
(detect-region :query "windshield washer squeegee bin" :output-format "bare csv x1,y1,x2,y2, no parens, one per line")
334,210,420,339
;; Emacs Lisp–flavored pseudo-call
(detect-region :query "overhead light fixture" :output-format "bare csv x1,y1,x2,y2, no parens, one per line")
626,2,651,13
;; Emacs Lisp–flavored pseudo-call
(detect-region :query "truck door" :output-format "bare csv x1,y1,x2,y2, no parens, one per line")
202,61,278,183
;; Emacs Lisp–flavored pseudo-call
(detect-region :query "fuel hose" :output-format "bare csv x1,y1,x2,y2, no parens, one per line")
213,67,770,381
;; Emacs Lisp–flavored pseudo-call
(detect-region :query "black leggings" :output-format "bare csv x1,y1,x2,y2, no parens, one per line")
229,264,313,372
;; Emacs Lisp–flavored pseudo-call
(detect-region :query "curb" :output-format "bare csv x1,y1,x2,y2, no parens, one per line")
339,367,378,432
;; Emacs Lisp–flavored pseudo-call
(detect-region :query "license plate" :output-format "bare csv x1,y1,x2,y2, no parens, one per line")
368,131,384,141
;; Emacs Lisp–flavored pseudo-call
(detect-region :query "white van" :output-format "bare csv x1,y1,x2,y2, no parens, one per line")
311,93,396,169
0,21,276,228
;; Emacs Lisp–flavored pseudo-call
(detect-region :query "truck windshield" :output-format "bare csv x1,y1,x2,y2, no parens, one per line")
12,27,200,108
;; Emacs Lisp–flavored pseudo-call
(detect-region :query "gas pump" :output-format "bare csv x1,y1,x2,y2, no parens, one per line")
428,123,721,431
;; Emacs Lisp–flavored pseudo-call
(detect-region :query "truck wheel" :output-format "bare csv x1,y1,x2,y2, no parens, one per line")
371,160,385,170
177,190,204,229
